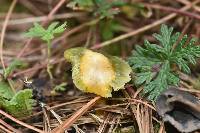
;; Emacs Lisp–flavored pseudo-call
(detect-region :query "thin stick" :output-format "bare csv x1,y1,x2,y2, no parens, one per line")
46,0,66,22
0,119,22,133
53,18,100,45
0,12,86,26
158,122,165,133
91,0,199,49
175,0,200,12
129,99,156,111
12,58,65,77
175,0,190,5
19,0,44,16
49,109,63,124
0,110,44,133
142,3,200,20
0,124,13,133
42,107,51,132
52,96,101,133
0,0,17,71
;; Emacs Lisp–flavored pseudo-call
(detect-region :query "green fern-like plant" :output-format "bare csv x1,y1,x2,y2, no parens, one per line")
128,24,200,101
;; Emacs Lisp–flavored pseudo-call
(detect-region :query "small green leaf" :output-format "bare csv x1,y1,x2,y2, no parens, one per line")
42,32,54,42
0,81,14,100
0,81,35,118
144,61,169,100
24,23,46,37
135,72,153,85
174,35,187,51
25,22,66,43
4,59,26,78
54,82,67,92
3,89,36,118
52,22,67,34
47,22,59,32
167,72,179,85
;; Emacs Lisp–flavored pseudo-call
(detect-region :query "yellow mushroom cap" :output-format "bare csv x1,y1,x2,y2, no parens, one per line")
64,47,131,97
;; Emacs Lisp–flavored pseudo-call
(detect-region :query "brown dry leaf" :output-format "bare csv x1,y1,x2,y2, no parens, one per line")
156,87,200,133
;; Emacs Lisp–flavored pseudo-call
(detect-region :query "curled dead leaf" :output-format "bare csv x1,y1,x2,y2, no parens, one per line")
156,87,200,133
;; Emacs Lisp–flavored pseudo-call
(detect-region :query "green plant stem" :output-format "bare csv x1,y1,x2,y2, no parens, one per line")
8,79,16,94
47,41,53,79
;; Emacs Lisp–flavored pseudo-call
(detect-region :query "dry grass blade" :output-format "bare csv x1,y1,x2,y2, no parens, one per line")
0,110,44,133
0,0,17,71
0,124,13,133
0,12,86,26
42,106,51,132
0,119,22,133
142,3,200,20
175,0,200,12
134,104,154,133
97,113,112,133
52,96,101,133
158,122,165,133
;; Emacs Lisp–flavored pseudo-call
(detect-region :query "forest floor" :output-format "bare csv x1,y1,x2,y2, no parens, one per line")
0,0,200,133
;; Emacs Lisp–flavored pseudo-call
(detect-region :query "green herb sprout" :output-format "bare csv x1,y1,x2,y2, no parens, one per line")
25,22,66,79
